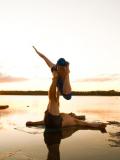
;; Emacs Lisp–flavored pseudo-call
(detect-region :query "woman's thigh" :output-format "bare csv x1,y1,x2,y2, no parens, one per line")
61,114,79,127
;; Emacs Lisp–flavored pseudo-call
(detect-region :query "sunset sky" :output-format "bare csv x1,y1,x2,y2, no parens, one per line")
0,0,120,91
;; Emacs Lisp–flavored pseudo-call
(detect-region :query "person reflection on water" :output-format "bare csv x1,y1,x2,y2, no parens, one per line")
44,126,107,160
44,131,61,160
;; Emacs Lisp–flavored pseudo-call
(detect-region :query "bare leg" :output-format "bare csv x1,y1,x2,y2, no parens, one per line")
68,112,85,120
61,114,106,129
57,65,72,99
26,121,44,126
63,73,71,95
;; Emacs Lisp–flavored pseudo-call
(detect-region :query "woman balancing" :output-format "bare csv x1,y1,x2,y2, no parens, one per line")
26,65,107,131
33,46,72,100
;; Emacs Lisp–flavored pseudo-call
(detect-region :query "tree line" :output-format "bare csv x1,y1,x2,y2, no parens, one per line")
0,90,120,96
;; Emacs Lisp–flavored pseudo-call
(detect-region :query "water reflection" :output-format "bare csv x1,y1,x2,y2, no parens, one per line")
44,131,61,160
108,132,120,147
44,126,107,160
79,109,120,121
0,122,3,129
0,108,26,117
108,121,120,147
0,96,120,159
0,108,28,130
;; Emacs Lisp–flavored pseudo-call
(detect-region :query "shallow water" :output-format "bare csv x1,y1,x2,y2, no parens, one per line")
0,95,120,160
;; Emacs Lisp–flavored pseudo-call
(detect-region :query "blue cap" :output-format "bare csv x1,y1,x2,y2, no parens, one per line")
57,58,69,66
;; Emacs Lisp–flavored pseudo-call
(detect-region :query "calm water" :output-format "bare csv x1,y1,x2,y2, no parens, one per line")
0,95,120,160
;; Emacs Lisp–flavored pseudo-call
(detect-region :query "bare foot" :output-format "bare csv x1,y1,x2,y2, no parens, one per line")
26,121,33,126
26,121,44,126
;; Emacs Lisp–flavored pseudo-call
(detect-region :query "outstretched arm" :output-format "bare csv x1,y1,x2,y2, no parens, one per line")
33,46,55,68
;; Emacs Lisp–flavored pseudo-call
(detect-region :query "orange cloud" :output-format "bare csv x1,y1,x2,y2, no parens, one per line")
76,74,120,83
0,73,28,83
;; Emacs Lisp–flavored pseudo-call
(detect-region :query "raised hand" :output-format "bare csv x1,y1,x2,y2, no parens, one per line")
33,46,38,53
32,46,44,58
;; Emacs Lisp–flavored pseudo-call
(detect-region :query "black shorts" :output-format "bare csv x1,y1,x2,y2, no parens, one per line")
44,111,62,130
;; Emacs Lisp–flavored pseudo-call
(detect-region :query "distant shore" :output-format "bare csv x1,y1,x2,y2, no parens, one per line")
0,90,120,96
